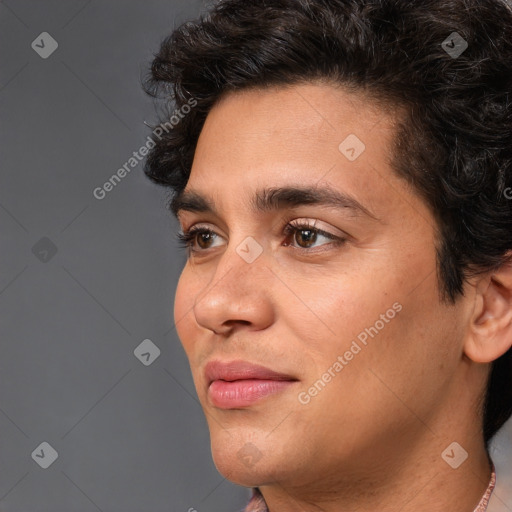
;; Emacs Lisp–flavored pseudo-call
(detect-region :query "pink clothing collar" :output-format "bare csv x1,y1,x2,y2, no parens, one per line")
243,465,497,512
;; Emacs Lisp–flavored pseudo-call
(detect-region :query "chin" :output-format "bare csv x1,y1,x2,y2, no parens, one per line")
210,435,284,487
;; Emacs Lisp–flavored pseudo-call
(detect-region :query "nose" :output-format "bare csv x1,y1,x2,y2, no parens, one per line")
192,241,275,336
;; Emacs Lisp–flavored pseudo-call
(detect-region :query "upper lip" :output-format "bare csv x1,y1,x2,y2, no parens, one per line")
205,359,297,386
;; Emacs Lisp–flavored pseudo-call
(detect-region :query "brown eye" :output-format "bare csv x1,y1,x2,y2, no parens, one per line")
294,228,317,248
283,221,347,251
197,231,215,249
176,227,222,252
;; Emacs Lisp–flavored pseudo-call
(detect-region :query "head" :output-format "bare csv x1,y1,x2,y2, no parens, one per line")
143,0,512,488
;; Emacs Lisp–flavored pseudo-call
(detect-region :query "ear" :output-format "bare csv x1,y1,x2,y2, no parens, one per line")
464,254,512,363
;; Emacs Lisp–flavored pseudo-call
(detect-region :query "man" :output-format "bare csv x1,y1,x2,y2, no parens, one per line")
142,1,512,510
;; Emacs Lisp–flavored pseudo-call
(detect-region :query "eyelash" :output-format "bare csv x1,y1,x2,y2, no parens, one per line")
175,221,347,254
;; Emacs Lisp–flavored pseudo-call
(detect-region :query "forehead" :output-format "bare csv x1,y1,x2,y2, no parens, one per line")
196,82,393,156
181,82,405,219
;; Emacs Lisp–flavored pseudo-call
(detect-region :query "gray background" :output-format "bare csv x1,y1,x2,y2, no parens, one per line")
0,1,511,511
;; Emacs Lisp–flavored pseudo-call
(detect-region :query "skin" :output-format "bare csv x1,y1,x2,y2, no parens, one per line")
172,82,512,512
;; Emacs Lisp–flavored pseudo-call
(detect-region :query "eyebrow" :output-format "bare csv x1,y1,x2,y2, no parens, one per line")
170,185,378,220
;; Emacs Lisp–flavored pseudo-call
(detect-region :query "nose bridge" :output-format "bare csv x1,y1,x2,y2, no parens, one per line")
192,234,272,334
211,234,268,295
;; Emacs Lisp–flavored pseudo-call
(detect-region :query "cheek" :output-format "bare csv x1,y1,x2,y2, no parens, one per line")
292,265,454,414
351,289,460,421
287,270,397,362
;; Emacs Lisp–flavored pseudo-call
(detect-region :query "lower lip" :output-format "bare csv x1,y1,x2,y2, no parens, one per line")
208,379,297,408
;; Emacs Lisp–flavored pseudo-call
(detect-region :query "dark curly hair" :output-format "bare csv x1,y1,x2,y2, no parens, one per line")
142,0,512,447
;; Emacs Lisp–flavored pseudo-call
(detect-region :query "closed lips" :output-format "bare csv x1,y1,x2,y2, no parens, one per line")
204,359,298,386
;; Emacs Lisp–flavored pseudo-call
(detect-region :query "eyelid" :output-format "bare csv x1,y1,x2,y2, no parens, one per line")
177,218,348,254
286,218,346,238
181,221,219,232
178,219,344,241
282,220,347,251
180,218,345,237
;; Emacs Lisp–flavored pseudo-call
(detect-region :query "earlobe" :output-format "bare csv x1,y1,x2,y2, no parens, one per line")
464,258,512,363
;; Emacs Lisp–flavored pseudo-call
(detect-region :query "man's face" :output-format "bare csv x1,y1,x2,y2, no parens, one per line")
173,83,471,487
